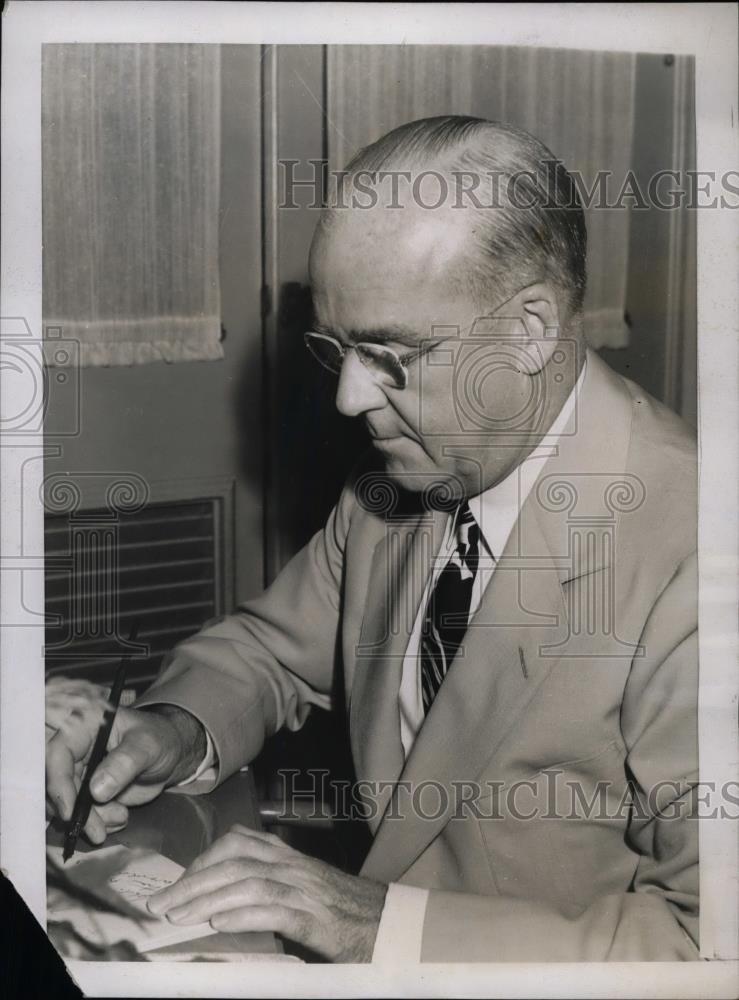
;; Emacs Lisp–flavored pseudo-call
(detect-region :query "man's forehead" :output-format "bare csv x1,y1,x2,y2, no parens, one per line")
309,197,481,338
313,198,473,275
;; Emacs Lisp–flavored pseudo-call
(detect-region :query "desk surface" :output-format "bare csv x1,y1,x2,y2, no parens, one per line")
48,768,281,959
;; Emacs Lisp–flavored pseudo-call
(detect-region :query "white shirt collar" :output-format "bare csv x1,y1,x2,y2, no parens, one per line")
465,358,587,560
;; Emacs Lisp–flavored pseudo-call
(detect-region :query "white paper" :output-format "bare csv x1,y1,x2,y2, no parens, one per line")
47,844,217,954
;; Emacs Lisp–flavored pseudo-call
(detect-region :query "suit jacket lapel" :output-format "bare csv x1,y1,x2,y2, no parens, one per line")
360,500,569,881
350,506,448,832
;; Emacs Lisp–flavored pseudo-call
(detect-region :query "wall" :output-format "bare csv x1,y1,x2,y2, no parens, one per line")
44,46,266,610
602,52,697,425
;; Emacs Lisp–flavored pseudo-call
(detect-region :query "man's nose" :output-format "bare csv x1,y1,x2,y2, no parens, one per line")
335,349,388,418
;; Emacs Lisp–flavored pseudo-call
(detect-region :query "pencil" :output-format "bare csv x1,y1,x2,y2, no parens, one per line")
62,624,139,861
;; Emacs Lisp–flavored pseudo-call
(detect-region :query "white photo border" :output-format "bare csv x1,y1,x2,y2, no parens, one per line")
1,2,737,996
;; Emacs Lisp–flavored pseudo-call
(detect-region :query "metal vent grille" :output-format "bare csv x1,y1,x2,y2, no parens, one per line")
45,498,221,690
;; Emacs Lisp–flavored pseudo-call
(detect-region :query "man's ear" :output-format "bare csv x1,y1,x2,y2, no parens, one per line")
507,283,561,375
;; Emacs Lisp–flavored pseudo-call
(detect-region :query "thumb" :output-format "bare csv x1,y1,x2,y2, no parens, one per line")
89,728,162,803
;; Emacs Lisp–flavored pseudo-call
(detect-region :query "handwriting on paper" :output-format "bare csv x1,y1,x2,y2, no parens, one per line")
109,870,174,903
47,844,217,953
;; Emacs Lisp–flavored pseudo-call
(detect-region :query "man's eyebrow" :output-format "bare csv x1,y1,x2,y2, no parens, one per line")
313,323,423,348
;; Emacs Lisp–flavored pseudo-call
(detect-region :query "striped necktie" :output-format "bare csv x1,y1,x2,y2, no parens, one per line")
420,502,480,713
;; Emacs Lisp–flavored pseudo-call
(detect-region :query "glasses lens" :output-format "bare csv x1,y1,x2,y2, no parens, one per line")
304,332,343,374
356,342,408,390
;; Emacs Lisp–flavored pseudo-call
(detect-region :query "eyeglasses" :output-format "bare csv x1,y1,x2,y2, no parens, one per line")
304,330,438,390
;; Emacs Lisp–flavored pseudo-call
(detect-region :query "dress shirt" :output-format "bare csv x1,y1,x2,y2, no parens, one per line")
176,727,217,787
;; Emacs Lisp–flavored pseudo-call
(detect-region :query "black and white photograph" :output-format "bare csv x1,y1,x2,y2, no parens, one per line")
1,3,737,997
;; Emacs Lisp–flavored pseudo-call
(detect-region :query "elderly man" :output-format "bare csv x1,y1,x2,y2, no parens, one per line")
46,116,698,962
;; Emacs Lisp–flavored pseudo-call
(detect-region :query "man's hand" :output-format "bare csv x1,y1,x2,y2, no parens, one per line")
147,825,387,962
46,704,206,845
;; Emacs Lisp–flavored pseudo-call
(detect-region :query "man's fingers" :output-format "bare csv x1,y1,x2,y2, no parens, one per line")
182,826,288,879
83,802,129,842
95,801,129,829
148,857,280,915
114,780,167,808
89,730,160,803
163,877,306,927
83,805,109,845
46,736,80,822
209,903,313,944
47,730,132,835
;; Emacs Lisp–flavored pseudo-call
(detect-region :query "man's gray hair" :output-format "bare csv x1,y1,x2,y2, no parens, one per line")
334,115,588,318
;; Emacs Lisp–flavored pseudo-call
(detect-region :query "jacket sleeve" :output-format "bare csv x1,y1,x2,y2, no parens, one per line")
135,472,358,785
418,552,700,961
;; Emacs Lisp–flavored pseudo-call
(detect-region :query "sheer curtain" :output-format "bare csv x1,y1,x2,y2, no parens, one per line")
42,44,223,366
326,45,636,349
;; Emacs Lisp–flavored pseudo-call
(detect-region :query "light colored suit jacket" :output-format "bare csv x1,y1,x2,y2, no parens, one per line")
138,350,699,961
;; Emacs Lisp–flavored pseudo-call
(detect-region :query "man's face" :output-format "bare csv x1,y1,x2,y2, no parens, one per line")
309,199,539,498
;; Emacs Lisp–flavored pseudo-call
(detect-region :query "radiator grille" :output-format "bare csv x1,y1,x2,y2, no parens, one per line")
45,498,221,690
